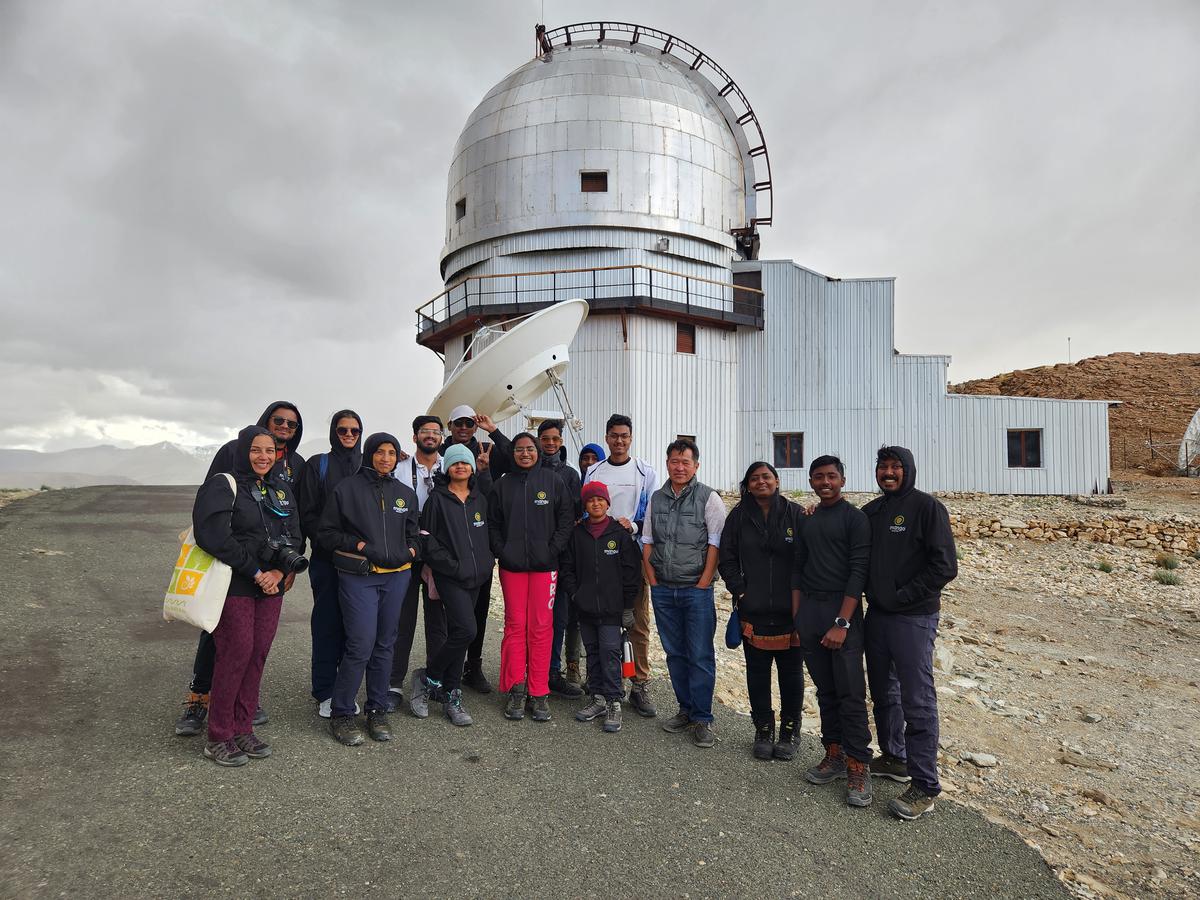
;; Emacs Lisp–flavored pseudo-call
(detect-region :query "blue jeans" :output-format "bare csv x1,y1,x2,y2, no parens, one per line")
650,585,717,724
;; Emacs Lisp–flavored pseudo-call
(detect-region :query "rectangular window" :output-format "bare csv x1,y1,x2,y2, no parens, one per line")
773,433,803,469
580,171,608,192
676,322,696,354
454,198,466,221
463,337,473,361
1007,429,1042,468
676,434,696,444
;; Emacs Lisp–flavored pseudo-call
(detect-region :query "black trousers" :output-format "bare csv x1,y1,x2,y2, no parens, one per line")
390,572,447,689
189,631,217,694
742,641,804,726
797,592,871,763
465,572,493,668
426,576,478,692
579,620,622,701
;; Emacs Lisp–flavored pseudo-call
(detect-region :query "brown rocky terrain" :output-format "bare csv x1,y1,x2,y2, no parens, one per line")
952,352,1200,473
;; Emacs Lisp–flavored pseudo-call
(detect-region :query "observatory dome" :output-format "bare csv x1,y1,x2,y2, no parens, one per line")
440,39,757,280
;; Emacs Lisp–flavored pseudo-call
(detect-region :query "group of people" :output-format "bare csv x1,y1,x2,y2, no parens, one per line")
174,400,958,821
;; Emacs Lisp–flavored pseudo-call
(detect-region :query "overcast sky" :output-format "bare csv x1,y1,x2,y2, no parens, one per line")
1,0,1196,452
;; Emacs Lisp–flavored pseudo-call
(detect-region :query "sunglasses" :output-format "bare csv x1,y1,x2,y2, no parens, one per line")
271,416,299,429
336,427,361,437
451,419,476,428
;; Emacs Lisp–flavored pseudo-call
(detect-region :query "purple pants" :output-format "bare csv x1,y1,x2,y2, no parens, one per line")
864,608,941,795
208,594,283,742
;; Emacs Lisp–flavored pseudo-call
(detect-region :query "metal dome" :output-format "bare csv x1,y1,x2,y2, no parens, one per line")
440,23,772,278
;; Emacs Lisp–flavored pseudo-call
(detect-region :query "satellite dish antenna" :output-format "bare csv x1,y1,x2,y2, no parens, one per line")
1179,406,1200,475
427,299,589,433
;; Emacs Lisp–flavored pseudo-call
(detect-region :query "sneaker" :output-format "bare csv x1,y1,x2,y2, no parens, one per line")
504,683,527,720
774,718,800,761
870,753,912,783
318,699,361,719
603,700,622,733
692,721,715,748
548,670,584,697
366,710,393,742
444,688,474,727
203,739,248,767
889,784,937,820
576,695,607,722
253,706,268,727
628,681,658,718
330,715,365,746
408,668,430,719
528,694,552,722
174,692,208,736
462,662,493,694
565,660,583,685
753,720,775,760
661,710,692,733
233,732,271,759
805,743,848,785
846,758,873,807
386,687,403,713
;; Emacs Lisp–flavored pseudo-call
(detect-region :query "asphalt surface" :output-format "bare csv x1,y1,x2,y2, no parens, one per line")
0,487,1065,899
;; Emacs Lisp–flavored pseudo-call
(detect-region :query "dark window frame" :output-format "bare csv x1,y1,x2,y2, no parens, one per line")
580,171,608,193
676,322,696,354
454,198,466,221
1007,428,1042,468
773,432,804,469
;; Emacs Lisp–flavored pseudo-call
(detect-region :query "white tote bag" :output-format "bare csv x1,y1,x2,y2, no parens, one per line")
163,473,236,632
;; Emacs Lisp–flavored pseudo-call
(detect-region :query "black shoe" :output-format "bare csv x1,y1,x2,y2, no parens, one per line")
253,705,268,727
462,663,493,694
774,717,800,761
548,670,584,698
174,692,208,737
692,721,715,749
330,715,365,746
627,681,657,718
504,683,527,720
753,719,775,761
870,753,912,783
528,694,551,722
366,710,393,742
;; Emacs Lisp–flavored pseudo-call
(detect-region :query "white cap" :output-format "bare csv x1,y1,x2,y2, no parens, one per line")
448,404,477,423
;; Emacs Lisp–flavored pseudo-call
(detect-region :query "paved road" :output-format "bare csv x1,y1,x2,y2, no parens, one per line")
0,487,1064,899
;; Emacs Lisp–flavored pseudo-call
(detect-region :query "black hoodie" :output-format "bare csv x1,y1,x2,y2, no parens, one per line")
717,493,805,631
559,516,641,625
317,432,420,571
860,446,958,615
297,409,362,555
541,452,582,520
206,401,307,486
420,476,494,589
487,464,574,572
192,424,304,597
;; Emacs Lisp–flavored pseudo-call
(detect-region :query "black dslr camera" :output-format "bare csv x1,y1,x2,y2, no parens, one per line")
265,536,308,574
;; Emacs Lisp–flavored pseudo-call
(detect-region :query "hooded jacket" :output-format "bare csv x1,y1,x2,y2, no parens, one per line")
541,451,582,520
439,430,512,494
488,464,574,572
860,446,958,615
206,401,306,486
192,425,304,597
420,476,494,589
316,432,419,571
559,516,641,625
578,443,606,475
297,409,362,556
717,493,805,630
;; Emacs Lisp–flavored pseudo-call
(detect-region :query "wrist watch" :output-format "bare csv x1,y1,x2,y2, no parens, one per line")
834,617,851,630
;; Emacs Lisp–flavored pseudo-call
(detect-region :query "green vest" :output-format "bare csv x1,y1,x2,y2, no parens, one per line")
648,479,714,586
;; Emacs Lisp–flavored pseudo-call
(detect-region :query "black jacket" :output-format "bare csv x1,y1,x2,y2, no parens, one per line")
192,425,304,597
559,517,641,625
439,430,512,494
487,466,574,573
206,401,306,487
297,410,362,557
861,446,958,615
541,452,582,520
717,494,804,630
317,433,420,571
420,478,494,589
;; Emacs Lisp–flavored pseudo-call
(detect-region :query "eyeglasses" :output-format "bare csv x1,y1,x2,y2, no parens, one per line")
336,427,361,437
417,428,443,437
271,416,299,429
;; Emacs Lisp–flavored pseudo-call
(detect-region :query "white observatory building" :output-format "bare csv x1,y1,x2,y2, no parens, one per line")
416,22,1112,494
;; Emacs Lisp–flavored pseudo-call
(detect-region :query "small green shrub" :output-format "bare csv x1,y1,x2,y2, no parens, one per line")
1155,552,1180,570
1097,560,1114,573
956,547,965,561
1152,569,1182,586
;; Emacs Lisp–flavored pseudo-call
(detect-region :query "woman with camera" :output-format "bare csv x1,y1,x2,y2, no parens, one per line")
317,432,420,746
192,425,305,767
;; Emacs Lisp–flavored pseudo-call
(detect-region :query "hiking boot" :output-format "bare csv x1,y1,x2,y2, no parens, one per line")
628,681,657,718
889,784,937,821
846,758,873,807
408,668,430,719
753,719,775,761
576,695,607,722
603,700,622,733
774,717,800,761
565,660,583,685
661,710,692,734
462,662,493,694
386,687,403,713
527,694,552,722
870,753,912,783
174,692,208,736
549,670,584,698
692,721,715,749
805,743,848,784
232,732,271,759
203,739,248,767
253,706,268,727
330,715,365,747
504,683,527,720
444,688,473,727
366,710,393,742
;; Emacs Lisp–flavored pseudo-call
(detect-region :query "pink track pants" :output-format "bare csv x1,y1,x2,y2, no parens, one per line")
498,569,556,696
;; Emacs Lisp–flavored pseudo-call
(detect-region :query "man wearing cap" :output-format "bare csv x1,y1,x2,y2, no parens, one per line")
439,404,512,693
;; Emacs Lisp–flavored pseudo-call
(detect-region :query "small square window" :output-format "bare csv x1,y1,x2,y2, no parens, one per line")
676,434,696,444
773,433,804,469
676,322,696,354
1007,429,1042,468
455,198,466,221
580,171,608,193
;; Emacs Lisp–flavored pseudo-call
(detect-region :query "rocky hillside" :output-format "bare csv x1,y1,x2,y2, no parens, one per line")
952,352,1200,472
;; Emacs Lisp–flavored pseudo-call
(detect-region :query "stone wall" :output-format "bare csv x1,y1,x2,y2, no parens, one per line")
950,512,1200,553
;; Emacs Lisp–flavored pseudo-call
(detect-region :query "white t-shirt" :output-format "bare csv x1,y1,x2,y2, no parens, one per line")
584,456,658,534
398,454,442,510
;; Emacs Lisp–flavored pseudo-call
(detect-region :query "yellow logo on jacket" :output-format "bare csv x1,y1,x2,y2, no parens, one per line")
474,512,482,522
893,515,905,526
394,498,407,511
276,489,286,501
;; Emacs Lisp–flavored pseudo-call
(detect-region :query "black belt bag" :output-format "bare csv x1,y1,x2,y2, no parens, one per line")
333,550,371,576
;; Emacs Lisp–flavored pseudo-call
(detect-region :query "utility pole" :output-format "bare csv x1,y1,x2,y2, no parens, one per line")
1067,336,1072,364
